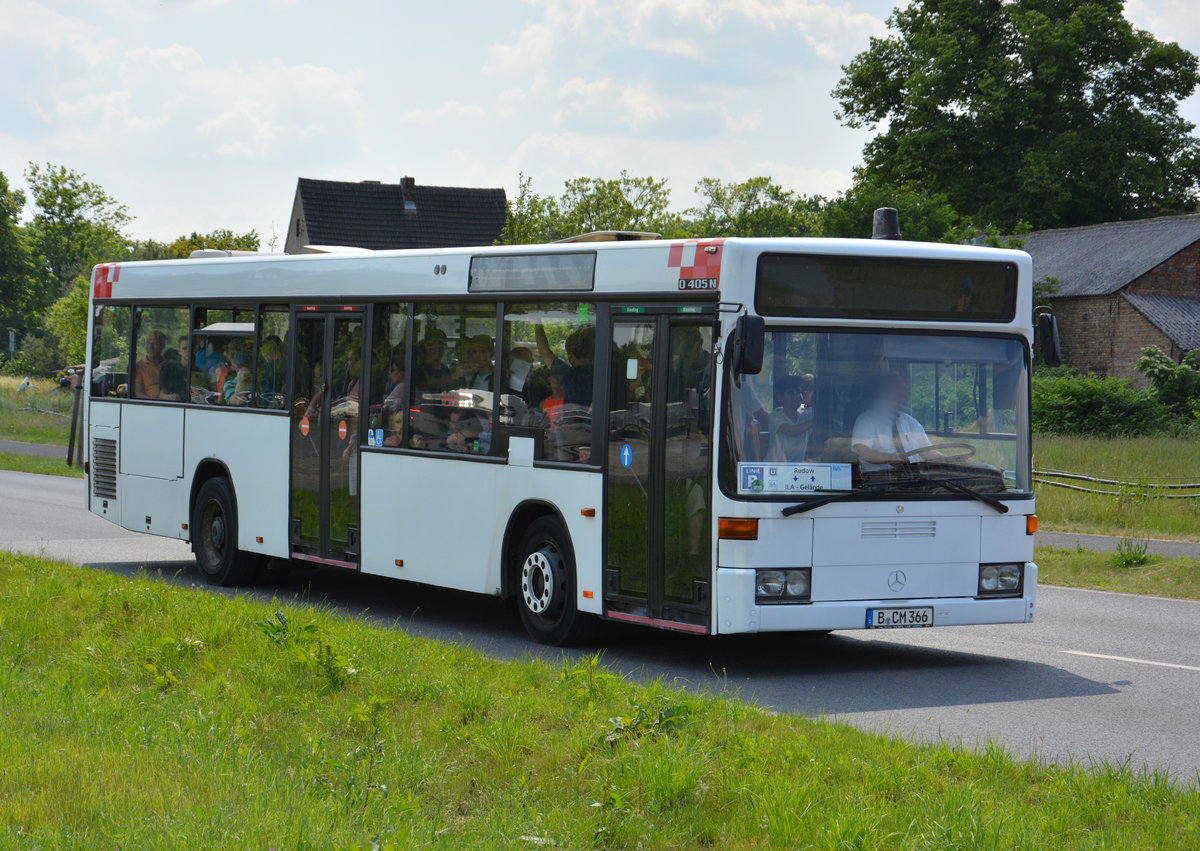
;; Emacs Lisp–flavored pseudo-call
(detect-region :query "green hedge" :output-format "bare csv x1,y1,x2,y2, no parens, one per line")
1032,372,1168,437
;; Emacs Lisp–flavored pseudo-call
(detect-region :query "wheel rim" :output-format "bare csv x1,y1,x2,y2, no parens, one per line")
199,498,226,568
521,541,564,622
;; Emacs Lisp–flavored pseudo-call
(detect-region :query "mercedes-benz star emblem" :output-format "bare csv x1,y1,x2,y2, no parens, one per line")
887,570,907,592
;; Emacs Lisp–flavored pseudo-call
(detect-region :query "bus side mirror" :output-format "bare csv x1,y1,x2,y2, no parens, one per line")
1036,310,1062,368
732,315,765,375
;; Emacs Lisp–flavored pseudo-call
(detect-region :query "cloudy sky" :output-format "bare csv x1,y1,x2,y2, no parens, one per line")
2,0,1198,243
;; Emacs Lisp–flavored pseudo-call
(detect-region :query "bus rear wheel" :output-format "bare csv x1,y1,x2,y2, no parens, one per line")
192,477,260,586
515,516,592,646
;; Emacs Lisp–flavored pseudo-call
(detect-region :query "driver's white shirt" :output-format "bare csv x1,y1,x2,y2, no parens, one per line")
852,407,933,472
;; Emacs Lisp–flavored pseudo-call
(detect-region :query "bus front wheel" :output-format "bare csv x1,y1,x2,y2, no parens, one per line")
515,516,592,646
192,477,260,586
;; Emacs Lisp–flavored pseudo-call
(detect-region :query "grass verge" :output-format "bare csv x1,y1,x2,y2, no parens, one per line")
1034,435,1200,541
1,553,1198,848
1037,545,1200,600
0,375,74,446
0,452,81,478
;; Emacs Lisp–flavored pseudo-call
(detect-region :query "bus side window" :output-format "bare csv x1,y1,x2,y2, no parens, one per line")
132,305,189,402
501,302,596,464
90,304,131,398
191,307,255,406
255,306,290,409
410,303,497,454
367,303,408,445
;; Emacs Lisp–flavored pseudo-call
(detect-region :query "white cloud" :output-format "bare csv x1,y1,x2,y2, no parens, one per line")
400,99,489,126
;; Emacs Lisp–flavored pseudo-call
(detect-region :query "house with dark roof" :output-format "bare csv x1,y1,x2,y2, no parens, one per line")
284,177,507,254
1021,214,1200,380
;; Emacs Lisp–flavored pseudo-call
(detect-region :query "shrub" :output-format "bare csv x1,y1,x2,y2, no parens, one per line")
1136,346,1200,418
1032,372,1167,436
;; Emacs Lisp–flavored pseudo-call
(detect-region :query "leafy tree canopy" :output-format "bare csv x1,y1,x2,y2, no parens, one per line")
129,229,261,261
24,162,131,304
688,177,823,238
0,170,35,333
834,0,1200,230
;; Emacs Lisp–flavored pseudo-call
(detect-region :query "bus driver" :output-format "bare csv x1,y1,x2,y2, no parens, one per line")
851,372,944,472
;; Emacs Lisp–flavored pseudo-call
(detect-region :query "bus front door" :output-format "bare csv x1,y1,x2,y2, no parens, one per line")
605,314,715,632
289,310,364,567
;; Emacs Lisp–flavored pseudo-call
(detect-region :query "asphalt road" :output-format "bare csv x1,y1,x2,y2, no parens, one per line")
3,469,1199,783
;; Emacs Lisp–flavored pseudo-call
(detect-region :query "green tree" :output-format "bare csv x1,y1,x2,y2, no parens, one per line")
688,177,823,237
0,170,35,341
128,229,261,260
820,176,967,241
42,276,91,367
24,162,131,311
500,174,559,244
834,0,1200,230
501,171,684,243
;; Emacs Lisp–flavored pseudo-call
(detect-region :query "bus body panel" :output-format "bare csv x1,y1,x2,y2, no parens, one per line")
359,452,604,611
120,404,184,479
183,409,291,558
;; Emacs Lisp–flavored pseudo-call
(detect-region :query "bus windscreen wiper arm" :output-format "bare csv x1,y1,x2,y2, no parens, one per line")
781,479,1009,516
781,489,875,517
924,477,1009,513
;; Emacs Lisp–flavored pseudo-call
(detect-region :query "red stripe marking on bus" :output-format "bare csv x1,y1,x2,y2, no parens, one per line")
291,552,358,569
605,610,708,634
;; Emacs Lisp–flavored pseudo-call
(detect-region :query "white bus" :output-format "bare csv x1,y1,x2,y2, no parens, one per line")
84,230,1041,644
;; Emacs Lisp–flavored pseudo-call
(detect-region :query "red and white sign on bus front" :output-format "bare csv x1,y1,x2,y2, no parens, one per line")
668,238,725,291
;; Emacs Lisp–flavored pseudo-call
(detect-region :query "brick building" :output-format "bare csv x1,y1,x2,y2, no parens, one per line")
284,176,507,254
1021,214,1200,380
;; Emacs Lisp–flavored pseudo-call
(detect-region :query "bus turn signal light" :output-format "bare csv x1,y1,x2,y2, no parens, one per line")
719,518,759,540
580,508,596,517
1026,515,1038,535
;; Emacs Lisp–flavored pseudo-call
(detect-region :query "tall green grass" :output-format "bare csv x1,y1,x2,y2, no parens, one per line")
1035,435,1200,540
0,552,1197,848
0,375,74,446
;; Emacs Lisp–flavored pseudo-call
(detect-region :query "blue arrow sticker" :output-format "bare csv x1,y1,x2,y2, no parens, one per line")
620,444,634,468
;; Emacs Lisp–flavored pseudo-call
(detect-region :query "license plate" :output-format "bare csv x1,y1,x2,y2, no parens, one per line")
866,607,934,629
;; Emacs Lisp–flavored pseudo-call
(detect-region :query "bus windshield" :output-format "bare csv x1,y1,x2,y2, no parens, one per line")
723,329,1030,499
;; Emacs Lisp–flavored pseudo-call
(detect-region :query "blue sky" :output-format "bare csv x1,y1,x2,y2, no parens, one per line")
1,0,1197,243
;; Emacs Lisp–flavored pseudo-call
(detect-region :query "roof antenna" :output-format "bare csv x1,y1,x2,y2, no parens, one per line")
871,207,902,240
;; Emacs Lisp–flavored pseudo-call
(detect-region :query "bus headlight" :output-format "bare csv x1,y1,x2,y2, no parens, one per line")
756,568,811,604
978,563,1023,597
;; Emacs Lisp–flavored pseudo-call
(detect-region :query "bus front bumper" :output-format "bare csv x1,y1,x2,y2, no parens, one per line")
714,563,1037,634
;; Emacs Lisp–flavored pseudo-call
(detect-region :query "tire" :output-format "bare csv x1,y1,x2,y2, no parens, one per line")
191,477,260,586
514,516,593,646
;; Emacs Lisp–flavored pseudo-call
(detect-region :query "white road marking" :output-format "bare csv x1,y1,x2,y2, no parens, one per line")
1062,650,1200,672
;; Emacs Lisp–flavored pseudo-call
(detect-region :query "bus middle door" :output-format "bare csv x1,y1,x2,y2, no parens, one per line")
289,307,364,567
605,309,715,632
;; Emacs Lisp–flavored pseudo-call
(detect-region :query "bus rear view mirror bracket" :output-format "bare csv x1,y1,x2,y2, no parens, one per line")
1035,309,1062,368
731,314,765,375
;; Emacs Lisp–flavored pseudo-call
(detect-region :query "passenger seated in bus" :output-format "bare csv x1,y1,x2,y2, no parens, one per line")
382,357,407,413
535,324,594,406
446,409,486,453
455,335,495,390
257,336,286,404
134,330,167,399
224,349,253,406
767,374,815,462
158,348,189,402
413,332,451,392
852,372,944,472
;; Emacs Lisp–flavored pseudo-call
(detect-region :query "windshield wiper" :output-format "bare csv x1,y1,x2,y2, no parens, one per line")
781,488,881,517
781,477,1010,516
922,476,1009,514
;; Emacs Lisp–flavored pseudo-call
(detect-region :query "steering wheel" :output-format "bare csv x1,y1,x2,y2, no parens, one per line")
908,442,976,462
